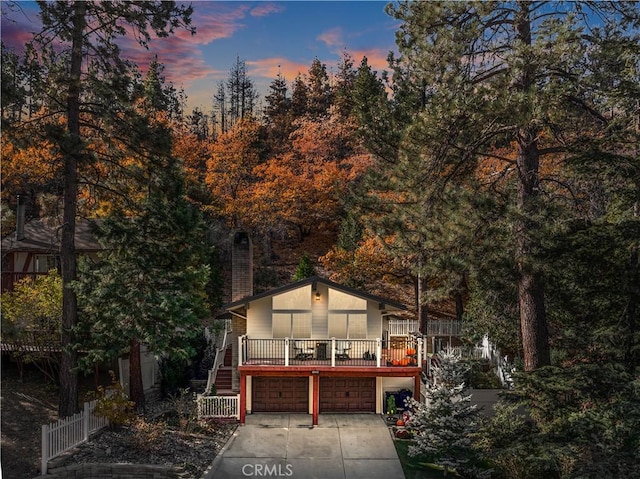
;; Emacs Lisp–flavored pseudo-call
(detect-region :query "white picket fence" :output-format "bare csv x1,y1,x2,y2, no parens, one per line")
197,394,240,419
41,400,109,474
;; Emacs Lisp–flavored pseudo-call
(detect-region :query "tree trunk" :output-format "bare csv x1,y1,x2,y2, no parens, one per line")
513,3,550,372
128,338,146,412
58,0,86,417
417,274,429,335
515,129,550,371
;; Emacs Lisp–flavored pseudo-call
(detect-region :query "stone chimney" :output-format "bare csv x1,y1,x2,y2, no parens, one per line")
231,231,253,301
16,195,25,241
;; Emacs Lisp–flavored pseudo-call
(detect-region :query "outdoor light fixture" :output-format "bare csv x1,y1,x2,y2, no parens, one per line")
315,291,321,301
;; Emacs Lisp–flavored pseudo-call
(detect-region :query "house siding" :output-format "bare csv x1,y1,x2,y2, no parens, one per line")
367,301,383,339
312,282,328,338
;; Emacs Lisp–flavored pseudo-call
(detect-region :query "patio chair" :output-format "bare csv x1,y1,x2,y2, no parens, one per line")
336,340,351,360
294,340,314,360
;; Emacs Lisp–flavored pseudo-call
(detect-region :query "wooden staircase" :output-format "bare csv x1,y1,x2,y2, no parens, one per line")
214,346,234,395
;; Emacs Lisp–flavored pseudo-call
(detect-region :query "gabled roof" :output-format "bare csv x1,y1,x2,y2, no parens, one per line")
224,275,407,312
1,218,101,255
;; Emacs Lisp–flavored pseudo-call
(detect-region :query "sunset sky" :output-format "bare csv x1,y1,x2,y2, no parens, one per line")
1,1,399,112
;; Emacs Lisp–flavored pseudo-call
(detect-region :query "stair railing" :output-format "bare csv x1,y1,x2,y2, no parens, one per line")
204,321,231,395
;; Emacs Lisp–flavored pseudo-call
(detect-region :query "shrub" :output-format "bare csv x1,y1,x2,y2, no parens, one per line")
129,417,166,452
87,370,135,427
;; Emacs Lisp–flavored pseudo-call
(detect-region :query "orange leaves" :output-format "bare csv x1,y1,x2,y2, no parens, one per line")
320,234,397,285
205,118,262,225
0,136,60,202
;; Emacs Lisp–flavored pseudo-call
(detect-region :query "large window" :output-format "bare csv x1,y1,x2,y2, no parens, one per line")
272,312,312,338
328,313,367,339
272,285,312,338
327,288,368,339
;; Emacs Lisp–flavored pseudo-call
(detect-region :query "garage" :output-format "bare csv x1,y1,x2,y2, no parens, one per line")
320,377,376,413
252,377,308,413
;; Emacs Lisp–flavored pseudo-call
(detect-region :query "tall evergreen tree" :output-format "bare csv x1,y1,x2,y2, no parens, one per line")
263,70,292,152
75,154,210,411
305,58,332,119
290,73,309,119
374,0,640,371
333,51,357,118
227,55,258,126
212,80,227,135
30,0,194,416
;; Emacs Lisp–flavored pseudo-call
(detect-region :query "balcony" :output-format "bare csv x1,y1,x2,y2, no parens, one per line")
426,319,462,336
238,336,423,368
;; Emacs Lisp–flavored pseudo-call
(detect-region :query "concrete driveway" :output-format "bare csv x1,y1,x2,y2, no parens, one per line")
205,414,404,479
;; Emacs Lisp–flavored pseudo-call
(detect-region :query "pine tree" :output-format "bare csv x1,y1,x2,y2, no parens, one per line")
290,74,309,119
263,70,292,153
333,51,356,118
28,0,194,416
367,0,640,372
305,58,332,119
406,350,483,477
75,154,210,411
292,253,316,281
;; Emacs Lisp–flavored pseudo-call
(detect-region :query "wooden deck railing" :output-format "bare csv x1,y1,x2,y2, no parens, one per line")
387,319,419,336
426,319,463,336
386,319,463,337
239,336,423,368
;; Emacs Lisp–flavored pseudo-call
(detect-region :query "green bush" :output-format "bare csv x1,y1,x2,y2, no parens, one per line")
87,370,135,427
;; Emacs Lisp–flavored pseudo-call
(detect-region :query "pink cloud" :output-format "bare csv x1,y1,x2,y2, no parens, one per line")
0,22,35,51
177,3,250,44
246,57,310,81
348,48,391,72
120,38,218,86
111,2,254,89
250,3,285,17
318,27,344,48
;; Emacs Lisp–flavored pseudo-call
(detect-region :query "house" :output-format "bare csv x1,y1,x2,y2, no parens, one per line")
217,233,424,425
1,214,101,292
1,213,162,396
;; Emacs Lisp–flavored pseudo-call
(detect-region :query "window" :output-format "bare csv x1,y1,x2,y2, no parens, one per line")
34,255,57,273
348,314,367,339
328,314,348,339
273,313,291,338
272,312,312,338
328,313,367,339
292,313,312,338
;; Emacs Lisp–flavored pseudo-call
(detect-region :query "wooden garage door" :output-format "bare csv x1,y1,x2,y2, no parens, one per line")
320,377,375,413
252,377,308,413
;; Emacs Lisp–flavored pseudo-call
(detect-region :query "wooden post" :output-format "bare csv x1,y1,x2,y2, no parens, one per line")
239,374,247,424
331,338,336,367
83,401,90,441
376,338,382,368
414,374,421,401
312,374,319,426
284,337,290,366
41,424,48,475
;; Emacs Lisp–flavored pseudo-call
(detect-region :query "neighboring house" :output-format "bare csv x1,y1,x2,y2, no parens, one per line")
1,214,162,396
1,216,101,292
218,235,424,425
